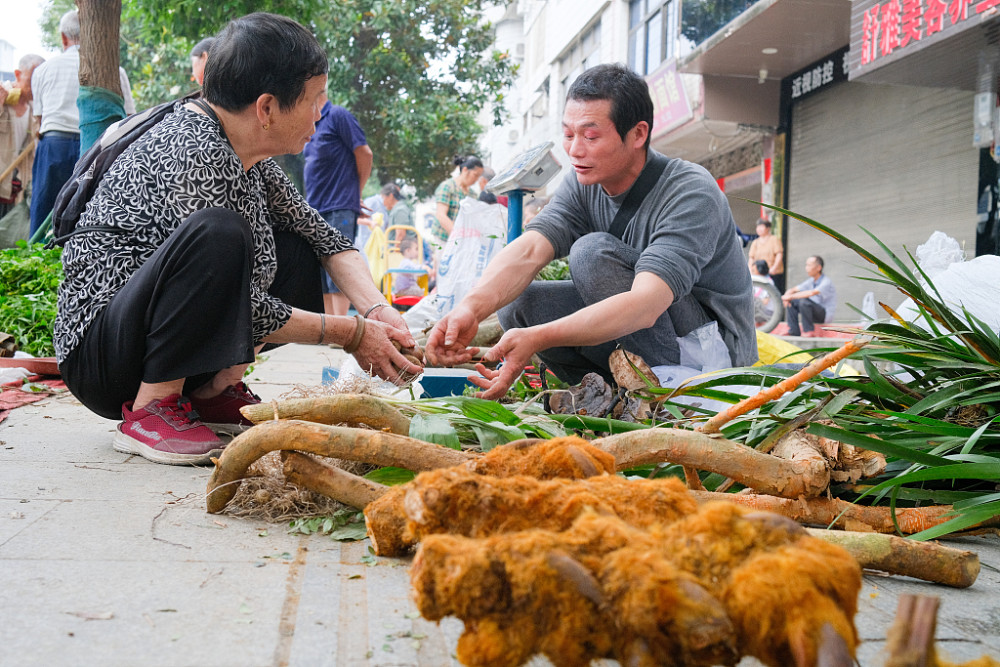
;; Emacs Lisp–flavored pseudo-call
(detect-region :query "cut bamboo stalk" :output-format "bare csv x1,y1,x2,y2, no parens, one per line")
595,429,830,499
206,419,472,514
281,451,389,509
239,394,410,435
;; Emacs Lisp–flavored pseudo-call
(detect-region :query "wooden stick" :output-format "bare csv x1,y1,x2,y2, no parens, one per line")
805,529,979,588
0,141,34,188
281,451,388,509
698,334,871,434
885,595,941,666
594,428,830,499
240,394,410,435
206,419,472,514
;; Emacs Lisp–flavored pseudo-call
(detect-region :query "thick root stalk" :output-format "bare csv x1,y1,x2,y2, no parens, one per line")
595,429,830,499
239,394,410,434
804,528,979,589
206,419,472,514
281,451,389,510
691,490,1000,537
365,469,697,556
698,334,871,435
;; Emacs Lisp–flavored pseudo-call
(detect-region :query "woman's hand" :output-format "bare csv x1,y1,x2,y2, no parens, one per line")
351,318,423,385
368,304,415,347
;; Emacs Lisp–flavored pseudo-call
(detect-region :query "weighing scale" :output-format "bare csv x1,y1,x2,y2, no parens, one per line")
485,141,562,243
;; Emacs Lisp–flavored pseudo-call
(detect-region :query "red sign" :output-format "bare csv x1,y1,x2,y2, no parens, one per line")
646,60,693,139
854,0,998,68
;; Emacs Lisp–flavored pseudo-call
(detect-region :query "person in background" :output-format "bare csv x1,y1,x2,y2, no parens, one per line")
385,182,413,228
431,154,483,244
782,255,836,337
392,234,431,298
523,196,548,227
303,101,373,316
55,13,419,465
747,217,784,292
190,37,215,87
0,54,44,220
29,9,136,236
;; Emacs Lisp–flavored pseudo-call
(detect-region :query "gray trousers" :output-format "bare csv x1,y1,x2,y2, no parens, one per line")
498,232,711,385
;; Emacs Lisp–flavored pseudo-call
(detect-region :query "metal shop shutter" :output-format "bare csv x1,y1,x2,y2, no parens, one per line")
787,81,977,321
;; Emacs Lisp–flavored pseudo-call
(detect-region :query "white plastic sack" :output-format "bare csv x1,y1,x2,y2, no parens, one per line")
895,232,1000,333
650,322,754,413
403,199,507,332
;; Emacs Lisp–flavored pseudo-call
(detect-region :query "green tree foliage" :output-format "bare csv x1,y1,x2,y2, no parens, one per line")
41,0,197,109
112,0,517,195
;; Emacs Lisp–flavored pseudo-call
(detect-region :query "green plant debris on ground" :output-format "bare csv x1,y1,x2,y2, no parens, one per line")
0,241,63,357
287,508,367,541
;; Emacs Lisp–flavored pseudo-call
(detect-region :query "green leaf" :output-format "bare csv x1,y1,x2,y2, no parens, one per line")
328,522,369,541
364,467,416,485
458,397,521,426
408,414,461,449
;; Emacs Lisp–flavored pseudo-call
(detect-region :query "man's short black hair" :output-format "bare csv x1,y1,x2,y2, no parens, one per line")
810,255,825,269
757,218,771,228
381,183,402,199
203,13,328,112
566,63,654,152
190,37,215,59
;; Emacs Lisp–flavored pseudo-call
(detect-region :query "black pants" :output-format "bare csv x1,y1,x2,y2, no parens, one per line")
498,232,712,385
785,298,826,336
60,208,323,420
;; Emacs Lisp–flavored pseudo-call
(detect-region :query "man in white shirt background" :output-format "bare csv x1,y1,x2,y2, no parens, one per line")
29,9,135,236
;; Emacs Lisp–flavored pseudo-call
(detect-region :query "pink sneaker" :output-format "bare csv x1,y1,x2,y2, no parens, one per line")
113,394,224,465
189,382,261,432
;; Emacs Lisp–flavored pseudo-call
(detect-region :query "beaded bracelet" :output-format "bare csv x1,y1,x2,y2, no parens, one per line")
364,302,390,318
343,314,367,354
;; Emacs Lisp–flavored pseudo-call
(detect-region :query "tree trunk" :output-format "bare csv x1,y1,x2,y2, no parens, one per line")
77,0,123,97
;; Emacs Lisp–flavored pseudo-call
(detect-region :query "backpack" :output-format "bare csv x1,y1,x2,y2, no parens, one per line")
48,91,201,248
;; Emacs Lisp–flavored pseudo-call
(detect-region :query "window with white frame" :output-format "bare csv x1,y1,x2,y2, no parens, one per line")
629,0,679,75
559,19,602,103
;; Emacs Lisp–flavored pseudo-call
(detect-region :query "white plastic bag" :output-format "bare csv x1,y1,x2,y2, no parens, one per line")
677,321,731,373
895,232,1000,333
403,199,507,331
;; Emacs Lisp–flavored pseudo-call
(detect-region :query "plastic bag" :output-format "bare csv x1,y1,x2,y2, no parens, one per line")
677,321,731,372
403,198,507,331
895,232,1000,333
914,231,965,281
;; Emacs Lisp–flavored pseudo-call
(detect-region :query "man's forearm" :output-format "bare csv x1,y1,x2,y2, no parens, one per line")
530,273,672,351
460,232,553,322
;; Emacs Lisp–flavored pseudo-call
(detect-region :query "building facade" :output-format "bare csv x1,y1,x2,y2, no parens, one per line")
481,0,996,318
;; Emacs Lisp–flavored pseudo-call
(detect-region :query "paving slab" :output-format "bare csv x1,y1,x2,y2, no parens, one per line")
2,342,1000,666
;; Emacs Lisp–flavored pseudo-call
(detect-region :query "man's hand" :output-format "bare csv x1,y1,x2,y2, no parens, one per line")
467,328,537,400
425,307,479,367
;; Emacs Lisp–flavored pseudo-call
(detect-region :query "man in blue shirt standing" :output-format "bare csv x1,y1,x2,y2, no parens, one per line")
304,102,373,315
782,255,836,337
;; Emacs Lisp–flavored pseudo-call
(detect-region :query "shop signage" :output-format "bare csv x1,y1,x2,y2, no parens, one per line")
646,60,693,138
781,47,849,106
851,0,995,74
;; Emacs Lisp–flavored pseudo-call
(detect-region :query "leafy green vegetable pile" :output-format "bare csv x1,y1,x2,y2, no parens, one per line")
0,241,63,357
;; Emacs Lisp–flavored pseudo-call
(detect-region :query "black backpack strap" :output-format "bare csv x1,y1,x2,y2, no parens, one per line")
607,152,669,240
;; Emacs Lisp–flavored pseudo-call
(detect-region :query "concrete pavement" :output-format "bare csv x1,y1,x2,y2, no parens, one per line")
2,342,1000,666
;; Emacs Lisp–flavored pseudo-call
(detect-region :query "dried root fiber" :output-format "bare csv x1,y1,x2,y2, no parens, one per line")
411,504,860,667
